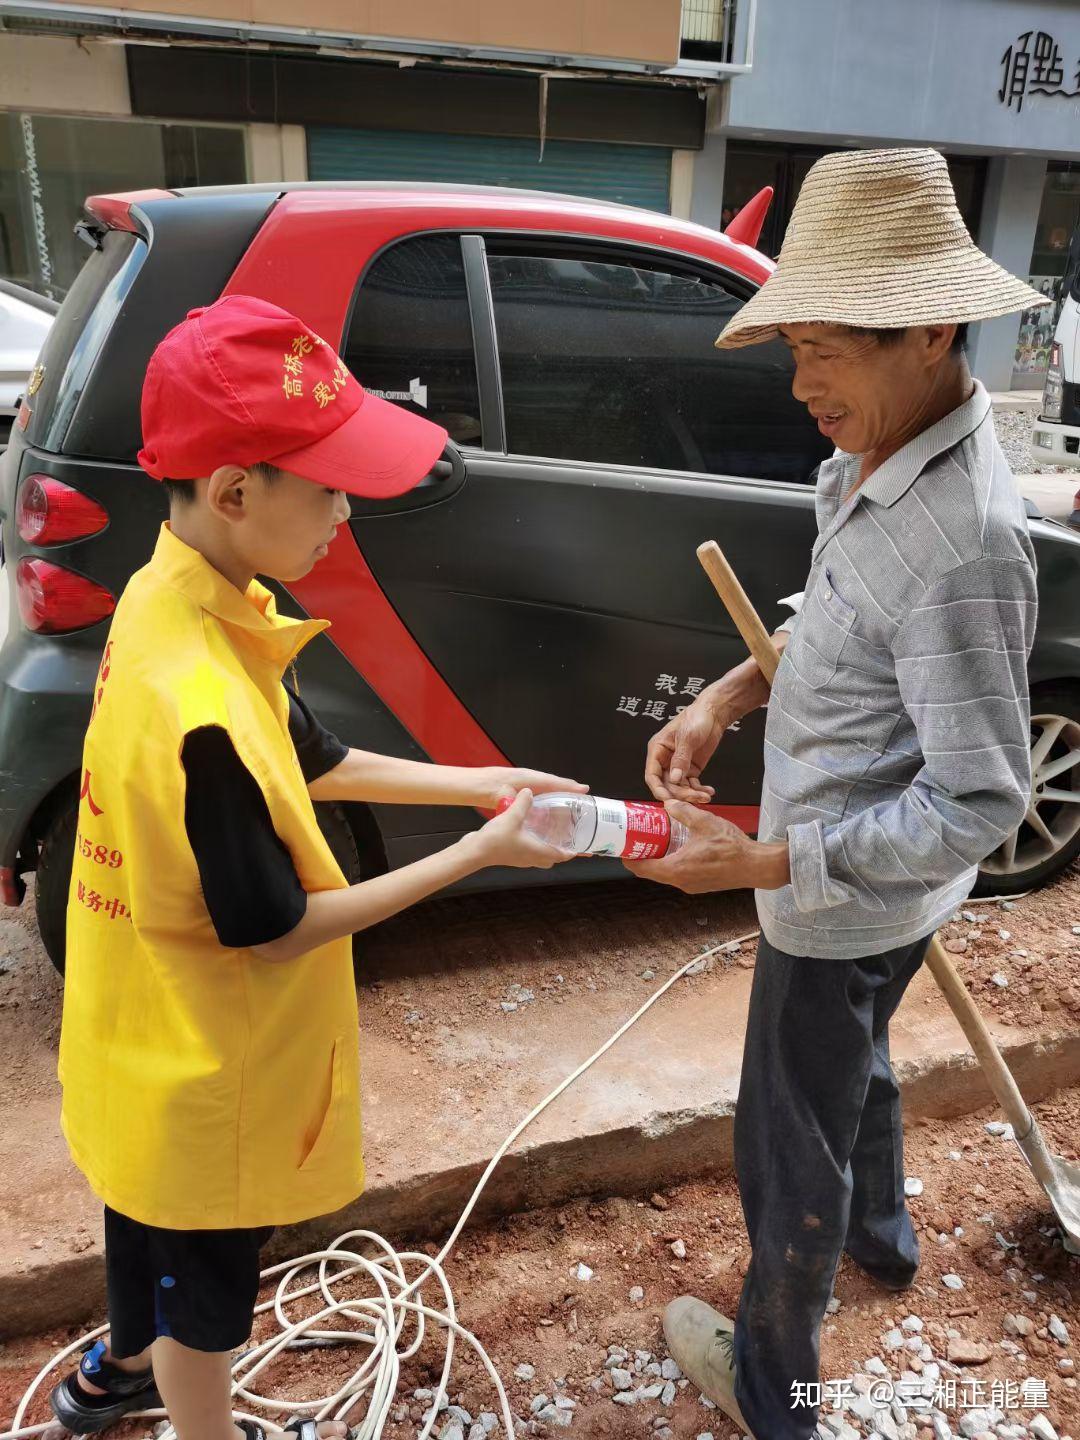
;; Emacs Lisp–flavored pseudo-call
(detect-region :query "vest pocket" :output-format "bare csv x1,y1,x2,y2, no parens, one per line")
298,1037,342,1173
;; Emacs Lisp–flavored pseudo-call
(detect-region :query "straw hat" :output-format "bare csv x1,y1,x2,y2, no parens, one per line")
716,147,1049,349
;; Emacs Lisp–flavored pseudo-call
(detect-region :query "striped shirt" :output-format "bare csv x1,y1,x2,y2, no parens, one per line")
756,381,1038,960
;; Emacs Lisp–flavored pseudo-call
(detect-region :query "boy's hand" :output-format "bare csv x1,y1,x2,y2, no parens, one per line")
481,767,588,810
470,789,569,870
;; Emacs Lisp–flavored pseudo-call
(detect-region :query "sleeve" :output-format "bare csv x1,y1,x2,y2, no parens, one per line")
775,590,805,636
284,682,349,783
182,726,308,948
785,556,1038,914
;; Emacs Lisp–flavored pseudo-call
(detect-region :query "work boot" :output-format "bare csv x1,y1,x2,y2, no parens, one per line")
662,1296,756,1439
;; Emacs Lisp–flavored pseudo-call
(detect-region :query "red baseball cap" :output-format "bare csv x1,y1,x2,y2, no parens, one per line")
138,295,447,499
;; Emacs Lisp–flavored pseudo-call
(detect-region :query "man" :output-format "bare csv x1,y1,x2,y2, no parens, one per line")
628,148,1046,1440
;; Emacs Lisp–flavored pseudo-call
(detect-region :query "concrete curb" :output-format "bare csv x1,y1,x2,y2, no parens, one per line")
4,1024,1078,1341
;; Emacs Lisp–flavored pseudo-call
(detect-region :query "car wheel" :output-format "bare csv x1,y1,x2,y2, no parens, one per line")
313,801,378,978
974,681,1080,896
36,799,77,975
36,798,374,978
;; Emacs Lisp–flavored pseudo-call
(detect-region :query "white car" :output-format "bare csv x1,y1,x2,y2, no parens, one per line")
0,279,57,448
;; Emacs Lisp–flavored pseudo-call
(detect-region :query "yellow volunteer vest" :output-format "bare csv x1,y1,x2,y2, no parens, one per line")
59,524,363,1230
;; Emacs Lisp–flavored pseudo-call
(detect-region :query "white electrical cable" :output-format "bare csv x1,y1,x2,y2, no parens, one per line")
2,888,1029,1440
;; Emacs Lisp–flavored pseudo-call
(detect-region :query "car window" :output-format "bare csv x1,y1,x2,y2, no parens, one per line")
486,250,830,484
344,233,482,446
23,229,143,455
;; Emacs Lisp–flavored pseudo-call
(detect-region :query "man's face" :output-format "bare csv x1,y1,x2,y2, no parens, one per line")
779,324,940,457
230,468,352,582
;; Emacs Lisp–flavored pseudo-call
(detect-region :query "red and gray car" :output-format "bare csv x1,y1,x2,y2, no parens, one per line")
2,182,1079,971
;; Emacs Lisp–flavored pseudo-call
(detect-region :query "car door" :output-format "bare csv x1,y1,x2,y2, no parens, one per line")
335,229,830,829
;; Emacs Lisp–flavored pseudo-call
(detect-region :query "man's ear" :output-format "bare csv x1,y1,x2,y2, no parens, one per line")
206,465,250,525
921,323,959,366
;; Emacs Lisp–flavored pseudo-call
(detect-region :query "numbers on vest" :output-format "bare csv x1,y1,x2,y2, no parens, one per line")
77,831,123,868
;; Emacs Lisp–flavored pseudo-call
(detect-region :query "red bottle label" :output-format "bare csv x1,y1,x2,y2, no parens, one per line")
620,802,672,861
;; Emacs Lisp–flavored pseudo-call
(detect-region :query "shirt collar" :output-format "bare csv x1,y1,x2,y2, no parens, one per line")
846,380,992,510
149,523,328,669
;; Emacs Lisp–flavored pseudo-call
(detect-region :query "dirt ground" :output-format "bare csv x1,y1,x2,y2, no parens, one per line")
4,858,1078,1121
354,861,1080,1066
2,1087,1079,1439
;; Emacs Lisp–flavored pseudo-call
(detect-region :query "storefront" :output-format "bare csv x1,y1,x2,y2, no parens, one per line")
305,128,675,214
1014,161,1080,386
0,110,246,299
0,1,705,305
691,0,1080,391
719,142,988,263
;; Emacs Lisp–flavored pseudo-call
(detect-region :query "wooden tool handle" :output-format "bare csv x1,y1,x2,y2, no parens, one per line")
923,935,1032,1134
696,538,1035,1136
696,541,781,684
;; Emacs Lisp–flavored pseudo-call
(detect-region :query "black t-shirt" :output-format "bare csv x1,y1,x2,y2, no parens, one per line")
181,684,348,949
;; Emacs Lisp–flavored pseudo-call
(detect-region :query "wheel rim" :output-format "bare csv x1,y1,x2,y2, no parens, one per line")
981,710,1080,878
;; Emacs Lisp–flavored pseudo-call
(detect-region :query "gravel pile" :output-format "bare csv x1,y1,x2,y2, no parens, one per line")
993,406,1073,477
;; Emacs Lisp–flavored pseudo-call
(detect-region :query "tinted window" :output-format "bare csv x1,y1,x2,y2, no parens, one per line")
345,233,482,445
487,251,830,483
24,228,143,454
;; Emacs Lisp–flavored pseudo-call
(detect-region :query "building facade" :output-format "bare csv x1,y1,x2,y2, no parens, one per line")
0,0,722,301
688,0,1080,391
0,0,1077,390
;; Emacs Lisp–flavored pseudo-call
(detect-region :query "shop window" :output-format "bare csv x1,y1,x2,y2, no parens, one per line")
0,117,30,288
487,248,830,484
0,114,246,300
1014,162,1080,383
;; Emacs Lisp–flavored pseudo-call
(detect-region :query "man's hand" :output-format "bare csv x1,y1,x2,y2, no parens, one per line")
644,635,789,803
645,690,728,803
624,801,790,895
481,767,588,811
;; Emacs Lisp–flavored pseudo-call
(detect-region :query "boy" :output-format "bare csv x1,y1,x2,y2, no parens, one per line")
53,295,580,1440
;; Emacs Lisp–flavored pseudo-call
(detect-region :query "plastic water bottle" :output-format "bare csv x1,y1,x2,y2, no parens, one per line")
501,792,689,861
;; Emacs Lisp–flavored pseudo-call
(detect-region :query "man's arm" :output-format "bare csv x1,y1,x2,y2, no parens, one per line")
630,559,1036,901
785,556,1036,914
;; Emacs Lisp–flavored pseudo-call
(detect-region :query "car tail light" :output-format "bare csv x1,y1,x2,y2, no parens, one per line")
16,558,115,634
0,866,23,907
16,475,108,545
1043,342,1064,421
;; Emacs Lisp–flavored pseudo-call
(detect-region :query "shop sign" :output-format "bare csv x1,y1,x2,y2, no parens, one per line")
999,30,1080,111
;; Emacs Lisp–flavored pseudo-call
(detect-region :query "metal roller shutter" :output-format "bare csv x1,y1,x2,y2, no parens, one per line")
306,127,672,214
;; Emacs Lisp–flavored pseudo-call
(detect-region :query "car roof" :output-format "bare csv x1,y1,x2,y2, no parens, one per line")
158,180,771,277
173,179,649,212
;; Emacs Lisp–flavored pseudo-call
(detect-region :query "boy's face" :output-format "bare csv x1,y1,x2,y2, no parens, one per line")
210,466,353,582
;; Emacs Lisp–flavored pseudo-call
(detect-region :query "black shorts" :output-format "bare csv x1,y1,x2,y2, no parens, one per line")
104,1207,274,1356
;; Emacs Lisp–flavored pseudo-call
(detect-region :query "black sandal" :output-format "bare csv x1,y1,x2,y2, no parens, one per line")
50,1340,161,1434
237,1418,328,1440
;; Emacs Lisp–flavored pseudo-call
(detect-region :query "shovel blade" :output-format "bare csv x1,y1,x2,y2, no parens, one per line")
1015,1121,1080,1256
